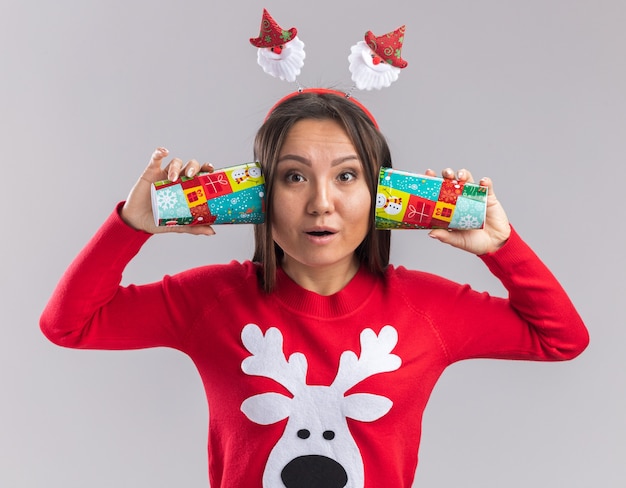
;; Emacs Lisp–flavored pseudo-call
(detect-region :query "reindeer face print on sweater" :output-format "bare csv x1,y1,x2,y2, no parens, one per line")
240,323,402,488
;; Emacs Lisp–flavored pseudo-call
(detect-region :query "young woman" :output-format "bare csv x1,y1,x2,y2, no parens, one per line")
40,91,589,487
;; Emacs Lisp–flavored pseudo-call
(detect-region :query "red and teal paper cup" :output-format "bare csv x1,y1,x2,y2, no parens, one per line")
375,168,488,230
151,162,266,226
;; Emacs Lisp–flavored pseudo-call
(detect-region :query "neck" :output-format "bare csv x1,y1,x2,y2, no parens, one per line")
280,256,360,296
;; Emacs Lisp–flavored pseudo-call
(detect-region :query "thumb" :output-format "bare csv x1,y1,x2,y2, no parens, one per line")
428,229,452,244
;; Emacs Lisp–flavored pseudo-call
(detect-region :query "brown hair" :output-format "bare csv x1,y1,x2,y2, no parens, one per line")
252,91,392,292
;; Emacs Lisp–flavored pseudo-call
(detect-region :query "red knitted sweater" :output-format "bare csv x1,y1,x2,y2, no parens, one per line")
40,207,588,487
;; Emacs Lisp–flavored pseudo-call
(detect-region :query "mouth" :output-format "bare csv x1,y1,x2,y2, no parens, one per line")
303,227,338,242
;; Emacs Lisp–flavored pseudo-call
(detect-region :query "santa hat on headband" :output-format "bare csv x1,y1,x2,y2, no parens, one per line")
250,9,298,48
364,25,408,69
250,9,408,95
250,9,305,83
348,25,408,91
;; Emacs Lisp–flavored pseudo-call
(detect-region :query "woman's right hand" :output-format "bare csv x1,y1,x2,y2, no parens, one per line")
121,147,216,235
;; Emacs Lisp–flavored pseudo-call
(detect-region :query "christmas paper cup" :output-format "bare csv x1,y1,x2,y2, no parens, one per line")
375,168,488,230
151,162,265,226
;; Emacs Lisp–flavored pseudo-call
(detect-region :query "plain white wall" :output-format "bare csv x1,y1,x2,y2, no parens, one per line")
2,0,624,486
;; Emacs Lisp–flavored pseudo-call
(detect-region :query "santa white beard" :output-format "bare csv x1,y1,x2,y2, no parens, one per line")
348,41,401,90
256,36,306,82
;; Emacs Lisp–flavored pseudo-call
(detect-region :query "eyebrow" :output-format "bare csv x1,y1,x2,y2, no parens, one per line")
277,154,360,166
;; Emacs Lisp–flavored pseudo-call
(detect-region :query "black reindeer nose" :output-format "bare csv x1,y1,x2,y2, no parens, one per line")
281,455,348,488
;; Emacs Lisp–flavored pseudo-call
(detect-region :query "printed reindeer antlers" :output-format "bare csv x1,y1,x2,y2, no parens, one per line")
331,325,401,393
240,323,400,394
241,324,308,394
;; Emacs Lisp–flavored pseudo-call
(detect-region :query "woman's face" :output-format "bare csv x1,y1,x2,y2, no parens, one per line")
271,118,372,282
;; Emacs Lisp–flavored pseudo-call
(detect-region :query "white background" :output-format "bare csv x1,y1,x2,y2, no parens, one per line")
1,0,624,486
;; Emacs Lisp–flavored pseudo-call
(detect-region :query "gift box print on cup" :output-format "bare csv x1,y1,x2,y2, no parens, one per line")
151,163,265,226
375,168,488,230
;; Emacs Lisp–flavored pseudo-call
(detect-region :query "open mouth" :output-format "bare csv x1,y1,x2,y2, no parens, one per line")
306,230,334,237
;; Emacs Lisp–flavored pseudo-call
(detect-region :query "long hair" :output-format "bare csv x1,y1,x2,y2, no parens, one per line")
252,92,392,292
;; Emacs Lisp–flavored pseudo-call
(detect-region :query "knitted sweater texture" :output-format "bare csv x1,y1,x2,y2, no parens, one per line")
40,207,589,487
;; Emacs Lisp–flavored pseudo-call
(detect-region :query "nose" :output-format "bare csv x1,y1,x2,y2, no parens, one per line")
281,455,348,488
306,182,334,215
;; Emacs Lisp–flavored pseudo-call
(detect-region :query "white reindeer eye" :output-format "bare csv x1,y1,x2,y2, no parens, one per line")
323,430,335,440
297,429,311,439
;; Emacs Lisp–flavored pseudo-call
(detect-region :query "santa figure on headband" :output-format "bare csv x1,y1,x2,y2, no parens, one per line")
250,9,306,83
348,25,408,90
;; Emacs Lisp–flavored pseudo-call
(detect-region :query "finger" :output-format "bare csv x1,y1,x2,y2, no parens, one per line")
200,162,215,173
478,176,498,202
165,158,184,182
181,159,201,179
187,225,216,236
479,176,492,188
167,224,216,236
424,168,437,177
441,168,455,180
149,147,169,169
138,147,171,186
428,228,454,244
456,169,474,183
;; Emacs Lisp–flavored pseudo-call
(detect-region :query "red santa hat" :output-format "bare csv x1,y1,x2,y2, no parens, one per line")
364,25,408,69
250,9,298,48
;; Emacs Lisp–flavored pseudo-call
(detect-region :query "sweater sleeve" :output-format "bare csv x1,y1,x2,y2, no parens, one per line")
423,226,589,363
40,204,198,351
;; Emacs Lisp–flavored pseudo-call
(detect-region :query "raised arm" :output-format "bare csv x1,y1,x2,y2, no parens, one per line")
40,148,218,350
408,168,588,362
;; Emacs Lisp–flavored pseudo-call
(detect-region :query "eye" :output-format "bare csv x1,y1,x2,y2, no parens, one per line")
323,430,335,440
297,429,311,439
284,171,305,183
337,171,357,182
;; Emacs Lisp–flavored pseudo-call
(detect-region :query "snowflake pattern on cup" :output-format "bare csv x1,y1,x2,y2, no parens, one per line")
154,186,192,222
449,196,485,229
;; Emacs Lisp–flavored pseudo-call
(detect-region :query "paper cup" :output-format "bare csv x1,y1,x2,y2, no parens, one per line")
375,167,488,230
151,162,265,226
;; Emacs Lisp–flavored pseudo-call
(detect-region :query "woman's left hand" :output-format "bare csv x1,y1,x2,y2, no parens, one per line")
426,168,511,255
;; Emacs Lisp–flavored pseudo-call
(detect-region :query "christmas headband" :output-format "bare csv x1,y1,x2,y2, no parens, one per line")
250,8,409,126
